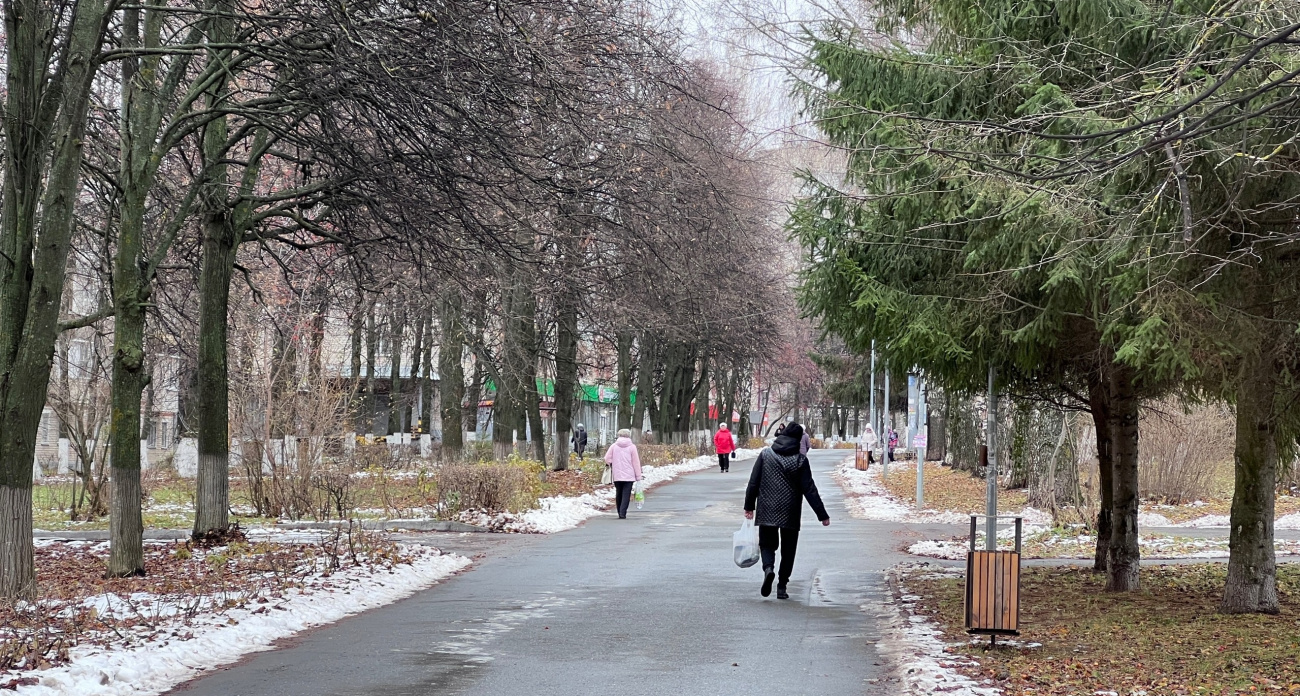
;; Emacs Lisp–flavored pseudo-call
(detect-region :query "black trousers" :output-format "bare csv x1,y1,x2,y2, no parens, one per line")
718,453,730,471
758,525,800,583
614,481,633,518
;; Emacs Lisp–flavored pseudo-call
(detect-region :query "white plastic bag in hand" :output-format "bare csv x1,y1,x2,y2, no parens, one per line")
633,480,645,509
733,518,760,568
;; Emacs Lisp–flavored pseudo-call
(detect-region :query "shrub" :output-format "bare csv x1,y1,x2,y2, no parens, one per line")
637,443,699,469
1139,403,1232,504
431,455,543,518
746,437,765,449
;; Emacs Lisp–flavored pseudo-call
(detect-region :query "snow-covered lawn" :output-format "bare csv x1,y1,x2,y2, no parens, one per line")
833,458,1051,526
462,449,762,533
907,529,1300,560
833,459,1300,560
5,538,469,696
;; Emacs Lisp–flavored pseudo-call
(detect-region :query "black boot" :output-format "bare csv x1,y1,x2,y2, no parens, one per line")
761,566,776,597
776,583,789,600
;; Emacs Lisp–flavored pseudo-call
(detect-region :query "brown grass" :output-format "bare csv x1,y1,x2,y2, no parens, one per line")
882,462,1029,512
903,564,1300,695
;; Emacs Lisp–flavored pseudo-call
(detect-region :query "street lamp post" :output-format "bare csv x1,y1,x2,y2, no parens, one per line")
882,366,890,478
869,340,876,447
916,373,927,509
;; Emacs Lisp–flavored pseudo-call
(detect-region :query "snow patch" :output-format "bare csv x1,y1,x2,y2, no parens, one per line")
873,564,1001,695
1277,513,1300,530
18,548,470,696
835,459,1047,525
1137,512,1172,527
1172,514,1231,528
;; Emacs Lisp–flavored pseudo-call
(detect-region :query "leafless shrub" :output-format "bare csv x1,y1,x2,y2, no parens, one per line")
1139,402,1233,504
431,458,542,519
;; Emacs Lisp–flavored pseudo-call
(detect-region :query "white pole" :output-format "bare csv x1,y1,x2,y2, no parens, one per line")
883,367,890,478
869,341,876,448
985,365,998,551
916,374,926,508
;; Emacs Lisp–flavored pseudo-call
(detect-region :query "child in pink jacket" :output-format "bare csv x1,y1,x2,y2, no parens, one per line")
605,429,643,519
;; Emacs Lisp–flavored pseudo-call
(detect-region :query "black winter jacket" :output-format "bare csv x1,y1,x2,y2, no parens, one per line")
744,436,829,530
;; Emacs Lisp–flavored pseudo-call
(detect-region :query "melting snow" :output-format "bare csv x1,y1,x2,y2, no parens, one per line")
17,548,470,696
834,458,1050,526
873,564,1001,695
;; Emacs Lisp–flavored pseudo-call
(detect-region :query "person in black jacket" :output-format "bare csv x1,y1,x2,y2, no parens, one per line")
743,421,830,599
571,424,588,459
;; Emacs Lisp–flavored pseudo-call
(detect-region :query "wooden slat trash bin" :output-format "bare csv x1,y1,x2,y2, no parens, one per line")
964,516,1022,639
854,445,870,471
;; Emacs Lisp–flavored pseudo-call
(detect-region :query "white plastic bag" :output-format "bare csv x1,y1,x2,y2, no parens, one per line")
600,465,612,485
633,480,645,509
733,518,760,568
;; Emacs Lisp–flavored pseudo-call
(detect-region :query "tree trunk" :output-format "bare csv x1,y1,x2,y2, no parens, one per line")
497,267,536,458
1106,362,1140,592
388,307,406,435
525,359,546,462
0,0,112,599
616,331,633,432
1087,370,1114,572
1222,312,1281,613
695,354,711,433
419,313,435,437
463,300,486,440
365,309,378,435
632,333,656,439
350,292,365,435
409,312,425,433
107,196,149,578
192,26,241,534
193,199,238,538
439,289,465,457
554,299,579,469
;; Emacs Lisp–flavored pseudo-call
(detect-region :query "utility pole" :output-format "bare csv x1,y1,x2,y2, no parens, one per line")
869,341,876,450
985,365,998,551
882,366,890,478
917,374,927,508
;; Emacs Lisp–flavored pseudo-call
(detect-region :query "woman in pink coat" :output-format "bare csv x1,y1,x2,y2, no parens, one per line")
604,428,643,519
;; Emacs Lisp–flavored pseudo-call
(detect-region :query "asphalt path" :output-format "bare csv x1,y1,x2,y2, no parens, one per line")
170,450,908,696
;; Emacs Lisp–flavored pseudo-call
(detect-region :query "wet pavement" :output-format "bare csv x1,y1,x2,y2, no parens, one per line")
168,450,904,696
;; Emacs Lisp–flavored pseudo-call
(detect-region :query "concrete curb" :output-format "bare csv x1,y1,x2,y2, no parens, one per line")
33,519,488,542
276,519,487,533
35,529,188,541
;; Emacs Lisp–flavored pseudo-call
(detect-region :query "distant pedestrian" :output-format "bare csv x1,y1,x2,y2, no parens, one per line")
887,427,897,465
572,424,588,459
775,423,786,438
799,427,812,455
744,421,830,600
714,422,735,472
604,429,642,519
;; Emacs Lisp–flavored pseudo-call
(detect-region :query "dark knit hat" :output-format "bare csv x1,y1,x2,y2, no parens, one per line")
784,421,804,440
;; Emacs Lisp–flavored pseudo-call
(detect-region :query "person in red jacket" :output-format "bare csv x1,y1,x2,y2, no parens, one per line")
714,423,736,472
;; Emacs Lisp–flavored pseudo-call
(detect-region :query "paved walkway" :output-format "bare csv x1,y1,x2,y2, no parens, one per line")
170,451,907,696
